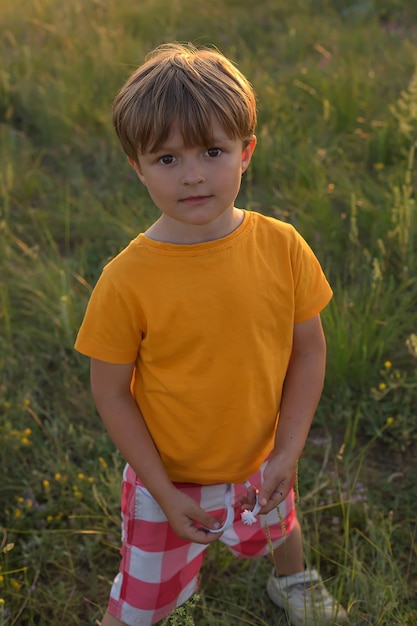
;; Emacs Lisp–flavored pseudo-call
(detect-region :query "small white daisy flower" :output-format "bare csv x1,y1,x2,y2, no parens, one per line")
241,508,258,525
240,496,261,525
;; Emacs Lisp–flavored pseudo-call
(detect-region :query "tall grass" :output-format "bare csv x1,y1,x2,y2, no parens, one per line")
1,0,417,624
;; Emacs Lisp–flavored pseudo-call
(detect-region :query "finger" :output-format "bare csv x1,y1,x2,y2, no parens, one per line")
259,482,285,507
192,508,222,533
178,518,222,544
192,525,223,544
258,500,281,515
238,484,257,509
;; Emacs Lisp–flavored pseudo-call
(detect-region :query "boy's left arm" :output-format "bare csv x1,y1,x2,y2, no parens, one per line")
258,313,326,513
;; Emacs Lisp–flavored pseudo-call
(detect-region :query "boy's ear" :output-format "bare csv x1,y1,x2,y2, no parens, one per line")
128,157,147,186
241,135,257,174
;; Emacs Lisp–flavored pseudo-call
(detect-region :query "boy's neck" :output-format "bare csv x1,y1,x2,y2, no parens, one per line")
144,207,245,245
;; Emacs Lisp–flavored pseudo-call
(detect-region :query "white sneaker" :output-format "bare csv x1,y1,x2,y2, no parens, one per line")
266,568,348,625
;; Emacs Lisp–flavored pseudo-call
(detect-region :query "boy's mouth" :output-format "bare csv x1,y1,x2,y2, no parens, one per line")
180,195,212,205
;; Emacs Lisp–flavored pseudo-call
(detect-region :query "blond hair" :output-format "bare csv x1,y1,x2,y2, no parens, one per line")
112,43,257,160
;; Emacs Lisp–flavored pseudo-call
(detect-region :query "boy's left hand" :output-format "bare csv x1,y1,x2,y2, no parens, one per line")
257,455,296,514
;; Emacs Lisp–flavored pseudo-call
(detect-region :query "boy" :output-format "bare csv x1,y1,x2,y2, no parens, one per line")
75,43,347,626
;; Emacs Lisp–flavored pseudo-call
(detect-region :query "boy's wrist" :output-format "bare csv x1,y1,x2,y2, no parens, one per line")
147,479,179,510
269,446,301,468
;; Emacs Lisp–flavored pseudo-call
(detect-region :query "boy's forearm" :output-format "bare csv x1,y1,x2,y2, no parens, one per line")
272,340,326,463
257,323,326,512
95,393,177,506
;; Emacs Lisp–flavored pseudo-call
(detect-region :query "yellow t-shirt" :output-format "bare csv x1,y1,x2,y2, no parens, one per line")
75,210,332,484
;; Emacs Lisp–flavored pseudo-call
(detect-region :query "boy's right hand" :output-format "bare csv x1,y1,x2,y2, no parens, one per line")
161,489,223,544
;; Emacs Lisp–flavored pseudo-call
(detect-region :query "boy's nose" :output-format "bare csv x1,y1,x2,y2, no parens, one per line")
181,161,205,185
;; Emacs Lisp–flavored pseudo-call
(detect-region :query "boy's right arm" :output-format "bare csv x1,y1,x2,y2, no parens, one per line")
90,358,222,543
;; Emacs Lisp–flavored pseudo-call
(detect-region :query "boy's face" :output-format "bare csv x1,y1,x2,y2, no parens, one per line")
129,119,256,243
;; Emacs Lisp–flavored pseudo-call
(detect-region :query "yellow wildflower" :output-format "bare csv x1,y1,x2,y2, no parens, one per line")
3,543,14,554
386,417,394,426
378,382,387,391
384,361,392,369
98,457,108,469
54,473,62,481
77,473,85,480
10,579,22,591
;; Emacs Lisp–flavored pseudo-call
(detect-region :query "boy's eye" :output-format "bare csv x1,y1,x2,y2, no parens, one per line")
158,155,176,165
205,147,222,158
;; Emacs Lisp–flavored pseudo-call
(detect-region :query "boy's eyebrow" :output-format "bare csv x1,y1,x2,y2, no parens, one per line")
148,136,235,154
147,144,178,154
210,136,235,144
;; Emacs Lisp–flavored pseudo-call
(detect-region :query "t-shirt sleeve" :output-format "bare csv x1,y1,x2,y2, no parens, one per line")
74,267,144,364
291,229,333,323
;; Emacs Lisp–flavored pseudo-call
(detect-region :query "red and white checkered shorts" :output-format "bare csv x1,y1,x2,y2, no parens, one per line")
107,463,297,626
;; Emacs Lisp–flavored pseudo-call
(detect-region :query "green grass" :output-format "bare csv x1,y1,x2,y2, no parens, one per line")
1,0,417,624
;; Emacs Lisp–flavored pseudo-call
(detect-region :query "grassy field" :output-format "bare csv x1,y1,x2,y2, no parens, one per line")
1,0,417,624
